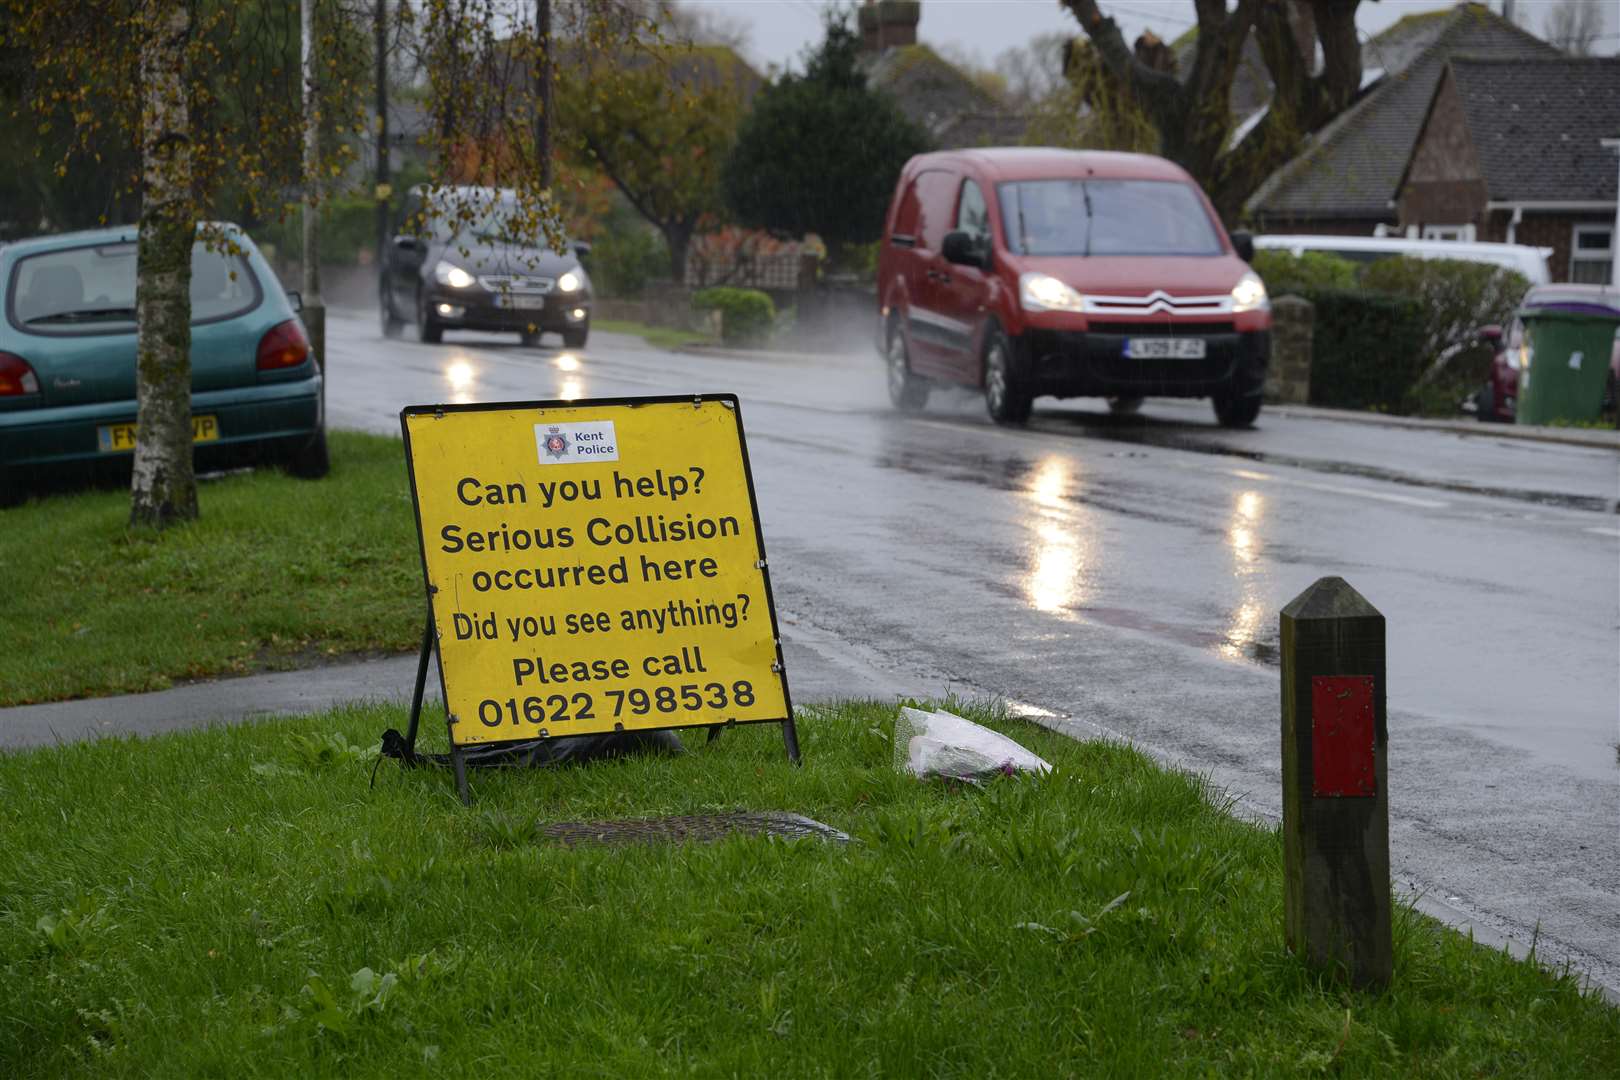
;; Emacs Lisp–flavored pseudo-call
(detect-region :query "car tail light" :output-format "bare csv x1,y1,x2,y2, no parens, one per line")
0,351,40,396
257,319,310,371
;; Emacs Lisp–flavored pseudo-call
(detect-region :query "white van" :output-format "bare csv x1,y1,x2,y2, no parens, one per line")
1253,234,1552,285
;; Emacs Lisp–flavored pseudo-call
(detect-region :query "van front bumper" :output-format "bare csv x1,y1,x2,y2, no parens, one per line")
1018,327,1270,399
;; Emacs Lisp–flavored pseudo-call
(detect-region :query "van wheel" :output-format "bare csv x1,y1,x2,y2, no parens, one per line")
984,330,1031,425
0,468,19,509
562,323,589,349
1107,396,1143,415
1212,392,1261,428
521,329,542,348
886,324,929,411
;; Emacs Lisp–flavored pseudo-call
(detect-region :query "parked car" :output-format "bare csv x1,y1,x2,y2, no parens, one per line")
0,224,325,508
1473,284,1620,423
379,185,593,348
1253,234,1553,285
877,147,1271,427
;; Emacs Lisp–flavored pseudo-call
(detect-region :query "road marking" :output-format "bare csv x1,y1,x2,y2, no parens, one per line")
1224,467,1450,508
1584,526,1620,538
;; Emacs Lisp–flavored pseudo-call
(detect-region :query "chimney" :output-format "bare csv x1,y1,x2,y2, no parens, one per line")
859,1,920,54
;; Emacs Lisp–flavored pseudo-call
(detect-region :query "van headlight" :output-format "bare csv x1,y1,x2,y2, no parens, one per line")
1231,271,1268,313
557,270,582,293
1019,272,1085,313
434,261,476,289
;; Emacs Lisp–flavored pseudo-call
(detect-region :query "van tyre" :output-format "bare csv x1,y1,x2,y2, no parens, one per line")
380,284,404,339
1212,392,1261,428
984,329,1031,425
0,468,19,509
886,323,929,411
521,329,542,348
414,288,443,344
563,322,589,349
285,428,330,479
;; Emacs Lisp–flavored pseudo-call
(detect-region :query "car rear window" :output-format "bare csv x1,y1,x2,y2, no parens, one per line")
999,179,1223,257
8,240,260,335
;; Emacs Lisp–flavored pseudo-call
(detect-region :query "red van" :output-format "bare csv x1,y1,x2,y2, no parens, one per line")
877,148,1271,426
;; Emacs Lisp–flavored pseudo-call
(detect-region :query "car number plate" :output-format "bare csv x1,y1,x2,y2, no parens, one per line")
1124,337,1207,360
97,414,219,453
495,294,547,310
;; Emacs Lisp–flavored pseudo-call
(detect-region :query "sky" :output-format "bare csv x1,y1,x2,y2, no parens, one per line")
684,0,1618,75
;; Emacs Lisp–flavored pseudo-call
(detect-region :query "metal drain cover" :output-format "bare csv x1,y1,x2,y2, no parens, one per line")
538,811,851,847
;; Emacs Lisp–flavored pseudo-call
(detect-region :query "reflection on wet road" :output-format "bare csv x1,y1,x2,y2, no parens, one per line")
322,309,1620,994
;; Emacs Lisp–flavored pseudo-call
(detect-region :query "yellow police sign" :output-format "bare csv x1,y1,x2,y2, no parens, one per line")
401,396,792,749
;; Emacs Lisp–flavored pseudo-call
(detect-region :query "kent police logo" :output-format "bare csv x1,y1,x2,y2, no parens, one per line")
542,427,569,459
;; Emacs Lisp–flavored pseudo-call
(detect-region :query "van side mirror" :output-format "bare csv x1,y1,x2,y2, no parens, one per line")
285,290,303,313
942,230,988,270
393,235,422,253
571,240,592,261
1230,230,1255,264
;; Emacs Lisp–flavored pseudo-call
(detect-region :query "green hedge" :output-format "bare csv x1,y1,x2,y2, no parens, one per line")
1288,288,1427,411
1252,249,1358,292
692,287,775,346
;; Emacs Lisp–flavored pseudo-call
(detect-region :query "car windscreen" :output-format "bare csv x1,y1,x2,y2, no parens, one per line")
423,200,557,248
8,240,261,335
998,179,1224,257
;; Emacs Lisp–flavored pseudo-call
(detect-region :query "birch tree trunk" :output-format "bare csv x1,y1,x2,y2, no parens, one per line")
130,0,197,528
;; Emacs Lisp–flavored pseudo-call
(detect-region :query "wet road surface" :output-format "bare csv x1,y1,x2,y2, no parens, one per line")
325,310,1620,993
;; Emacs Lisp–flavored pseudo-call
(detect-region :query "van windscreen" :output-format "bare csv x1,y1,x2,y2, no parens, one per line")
999,179,1223,257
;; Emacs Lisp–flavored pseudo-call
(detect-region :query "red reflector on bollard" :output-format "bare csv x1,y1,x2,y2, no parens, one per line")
1311,675,1376,797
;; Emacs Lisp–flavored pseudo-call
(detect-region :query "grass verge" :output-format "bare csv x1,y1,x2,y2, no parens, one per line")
595,317,717,351
1,700,1614,1077
0,431,421,706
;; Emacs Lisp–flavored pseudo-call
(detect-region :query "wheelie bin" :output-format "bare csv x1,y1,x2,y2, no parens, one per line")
1513,285,1620,426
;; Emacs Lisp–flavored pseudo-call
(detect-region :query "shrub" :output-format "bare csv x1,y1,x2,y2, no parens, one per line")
692,287,775,346
1253,249,1358,293
1359,257,1529,377
252,196,377,266
1291,288,1427,411
592,224,668,298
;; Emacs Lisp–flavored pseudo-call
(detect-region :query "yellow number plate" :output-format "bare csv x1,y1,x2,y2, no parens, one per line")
97,415,220,453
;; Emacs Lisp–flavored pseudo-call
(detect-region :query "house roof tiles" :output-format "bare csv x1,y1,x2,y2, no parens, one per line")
1248,2,1558,221
1445,56,1620,203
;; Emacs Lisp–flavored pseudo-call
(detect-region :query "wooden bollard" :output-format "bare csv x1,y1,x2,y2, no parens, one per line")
1280,577,1392,988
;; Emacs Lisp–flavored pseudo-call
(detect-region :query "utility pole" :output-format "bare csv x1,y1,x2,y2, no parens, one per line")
536,0,553,191
376,0,391,261
301,0,326,383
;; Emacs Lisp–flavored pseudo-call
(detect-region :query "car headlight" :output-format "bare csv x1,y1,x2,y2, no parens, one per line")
433,261,475,289
1231,271,1268,313
556,270,582,294
1019,272,1085,313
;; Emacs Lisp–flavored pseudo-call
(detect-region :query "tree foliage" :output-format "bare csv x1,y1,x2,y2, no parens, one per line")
3,0,658,525
1059,0,1367,223
558,35,752,282
720,10,931,263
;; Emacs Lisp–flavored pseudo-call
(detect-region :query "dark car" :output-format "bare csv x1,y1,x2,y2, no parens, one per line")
1474,285,1620,423
379,185,593,348
0,224,325,507
876,148,1271,427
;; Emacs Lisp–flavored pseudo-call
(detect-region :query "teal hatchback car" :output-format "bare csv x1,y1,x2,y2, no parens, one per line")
0,225,325,506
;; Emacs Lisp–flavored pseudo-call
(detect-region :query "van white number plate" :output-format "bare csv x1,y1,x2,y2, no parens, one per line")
1125,338,1206,360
